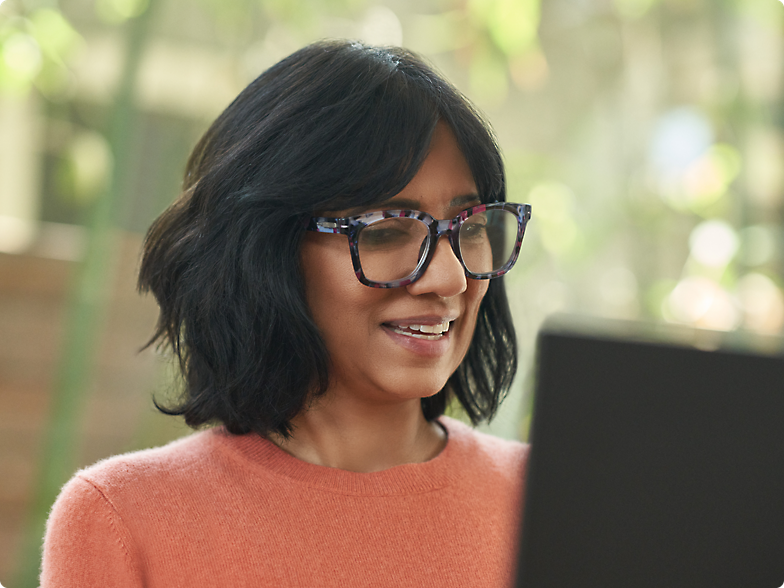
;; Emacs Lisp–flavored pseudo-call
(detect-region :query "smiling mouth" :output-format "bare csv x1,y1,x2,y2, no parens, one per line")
386,321,452,340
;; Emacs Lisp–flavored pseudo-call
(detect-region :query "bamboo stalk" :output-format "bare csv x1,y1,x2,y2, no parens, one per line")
14,3,158,585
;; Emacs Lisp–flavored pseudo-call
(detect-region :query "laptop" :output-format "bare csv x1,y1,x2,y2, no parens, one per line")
515,315,784,588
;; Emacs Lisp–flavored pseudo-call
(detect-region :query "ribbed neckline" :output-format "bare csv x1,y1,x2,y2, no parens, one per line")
210,417,471,496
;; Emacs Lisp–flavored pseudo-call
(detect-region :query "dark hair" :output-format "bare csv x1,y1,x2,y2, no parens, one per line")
139,40,517,437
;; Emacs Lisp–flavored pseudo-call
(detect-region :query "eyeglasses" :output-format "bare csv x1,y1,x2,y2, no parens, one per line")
306,202,532,288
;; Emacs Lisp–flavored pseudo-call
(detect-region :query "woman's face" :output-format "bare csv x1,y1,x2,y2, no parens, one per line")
300,123,489,406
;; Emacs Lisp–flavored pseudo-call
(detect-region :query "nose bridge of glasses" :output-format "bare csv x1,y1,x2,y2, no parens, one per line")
424,217,460,258
427,217,464,266
432,217,458,239
415,223,468,291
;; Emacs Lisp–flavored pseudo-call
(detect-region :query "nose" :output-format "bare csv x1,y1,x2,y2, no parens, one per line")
406,236,467,298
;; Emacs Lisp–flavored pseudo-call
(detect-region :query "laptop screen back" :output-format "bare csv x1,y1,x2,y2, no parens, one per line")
516,317,784,588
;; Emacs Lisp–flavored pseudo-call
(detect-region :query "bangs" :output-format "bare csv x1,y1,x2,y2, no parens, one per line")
297,71,443,213
190,42,505,219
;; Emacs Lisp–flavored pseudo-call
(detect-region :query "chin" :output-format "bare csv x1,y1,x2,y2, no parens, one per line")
385,373,451,402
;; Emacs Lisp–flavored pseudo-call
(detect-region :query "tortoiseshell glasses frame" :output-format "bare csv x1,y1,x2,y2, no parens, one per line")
306,202,532,288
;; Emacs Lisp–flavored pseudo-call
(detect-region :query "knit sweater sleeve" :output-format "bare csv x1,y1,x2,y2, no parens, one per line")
41,475,143,588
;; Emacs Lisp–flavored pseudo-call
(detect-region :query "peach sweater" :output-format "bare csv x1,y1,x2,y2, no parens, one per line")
41,417,528,588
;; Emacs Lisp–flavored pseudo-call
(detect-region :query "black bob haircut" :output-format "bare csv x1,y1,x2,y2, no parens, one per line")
139,39,517,438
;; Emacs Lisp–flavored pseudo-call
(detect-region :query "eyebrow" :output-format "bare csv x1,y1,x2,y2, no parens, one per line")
341,194,481,217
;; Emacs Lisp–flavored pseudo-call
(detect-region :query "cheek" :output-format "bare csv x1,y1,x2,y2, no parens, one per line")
300,235,376,343
300,237,337,334
466,280,490,319
300,232,354,295
454,280,489,358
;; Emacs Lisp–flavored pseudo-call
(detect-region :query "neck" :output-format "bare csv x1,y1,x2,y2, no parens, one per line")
268,392,447,473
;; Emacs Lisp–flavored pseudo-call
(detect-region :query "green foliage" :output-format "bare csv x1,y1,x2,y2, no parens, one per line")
468,0,540,56
0,6,82,98
448,0,544,102
95,0,151,24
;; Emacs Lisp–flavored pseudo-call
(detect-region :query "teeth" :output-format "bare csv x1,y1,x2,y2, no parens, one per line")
392,321,451,339
420,321,450,334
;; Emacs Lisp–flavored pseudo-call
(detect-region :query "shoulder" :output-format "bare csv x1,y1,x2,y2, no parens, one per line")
439,416,530,481
46,429,235,561
67,429,224,501
440,416,529,460
41,433,224,586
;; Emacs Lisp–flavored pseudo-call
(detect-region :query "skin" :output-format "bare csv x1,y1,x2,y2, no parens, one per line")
272,122,489,473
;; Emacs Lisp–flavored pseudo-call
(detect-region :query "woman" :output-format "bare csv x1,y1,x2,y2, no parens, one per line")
41,40,532,587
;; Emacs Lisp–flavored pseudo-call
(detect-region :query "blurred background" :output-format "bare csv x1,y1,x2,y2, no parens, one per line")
0,0,782,584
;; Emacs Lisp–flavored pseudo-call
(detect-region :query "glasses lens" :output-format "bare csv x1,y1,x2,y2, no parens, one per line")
357,217,429,283
458,209,519,275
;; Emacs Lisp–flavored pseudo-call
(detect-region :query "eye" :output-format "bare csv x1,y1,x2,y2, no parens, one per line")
359,219,424,249
460,216,489,241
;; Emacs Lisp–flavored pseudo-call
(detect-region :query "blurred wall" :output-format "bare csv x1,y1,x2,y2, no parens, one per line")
0,232,189,580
